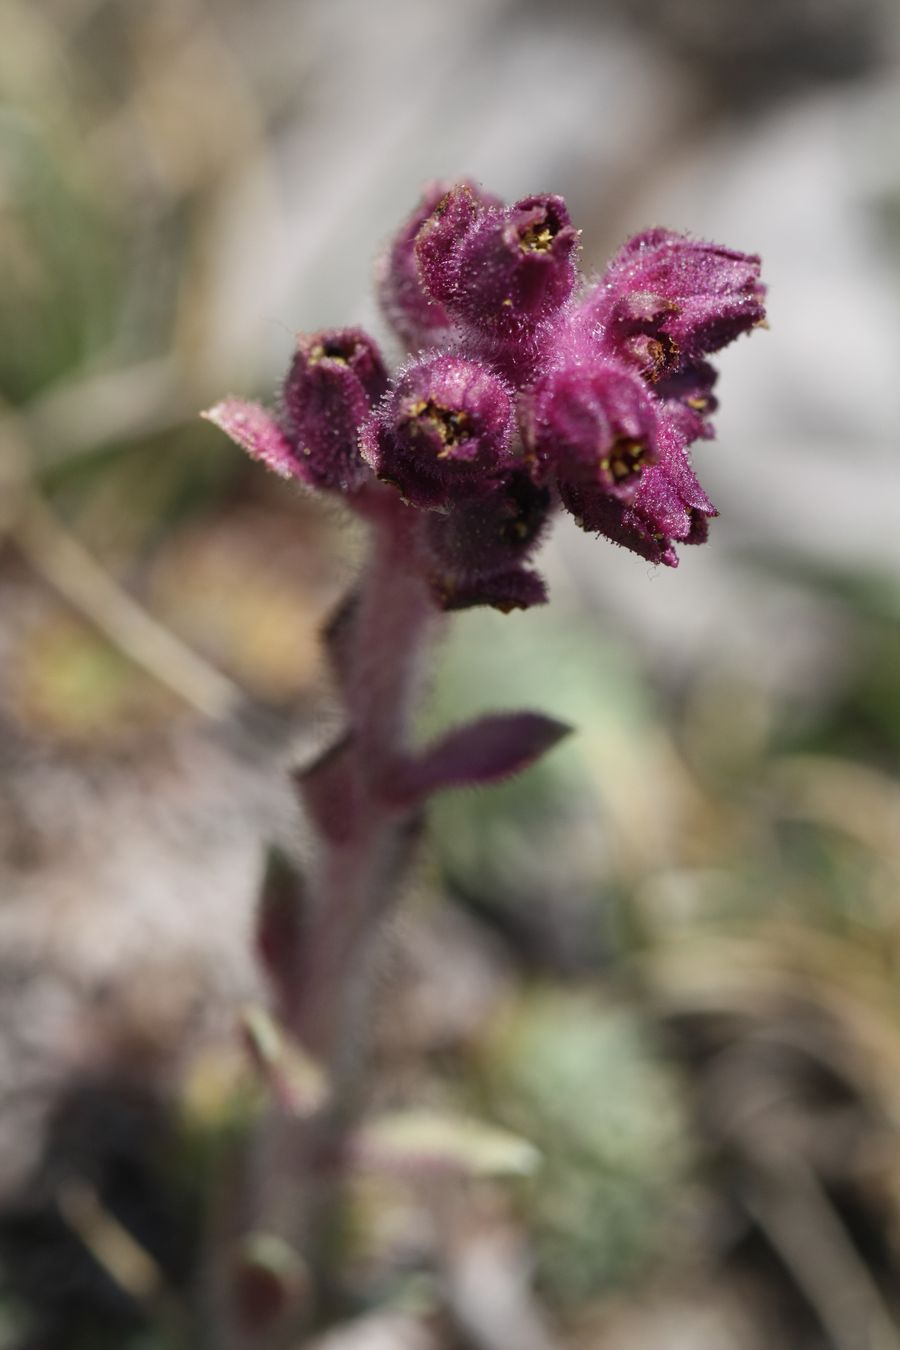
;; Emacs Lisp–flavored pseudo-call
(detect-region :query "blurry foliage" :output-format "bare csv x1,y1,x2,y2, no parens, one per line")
421,605,656,970
478,990,693,1308
783,570,900,765
412,546,900,1340
0,108,127,401
9,611,175,746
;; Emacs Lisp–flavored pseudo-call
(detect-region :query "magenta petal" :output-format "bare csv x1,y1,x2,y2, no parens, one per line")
201,399,302,479
426,472,550,584
388,711,571,805
561,483,679,566
456,194,578,334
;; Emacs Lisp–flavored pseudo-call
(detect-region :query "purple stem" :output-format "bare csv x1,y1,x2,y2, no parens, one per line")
224,490,440,1348
291,488,438,1069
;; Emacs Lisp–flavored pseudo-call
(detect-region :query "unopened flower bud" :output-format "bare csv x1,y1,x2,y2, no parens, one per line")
282,327,388,492
360,353,515,509
525,361,657,495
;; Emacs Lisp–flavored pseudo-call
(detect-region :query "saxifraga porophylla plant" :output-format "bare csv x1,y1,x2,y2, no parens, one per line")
208,182,765,596
202,181,765,1338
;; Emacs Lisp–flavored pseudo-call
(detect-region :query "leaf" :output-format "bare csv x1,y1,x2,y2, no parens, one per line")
349,1109,540,1179
201,399,303,480
240,1005,330,1117
387,711,572,806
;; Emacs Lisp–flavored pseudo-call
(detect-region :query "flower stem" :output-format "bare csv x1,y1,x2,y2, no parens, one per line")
292,490,437,1072
222,492,439,1347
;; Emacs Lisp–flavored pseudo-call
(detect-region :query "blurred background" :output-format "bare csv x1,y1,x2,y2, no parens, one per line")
2,0,900,1346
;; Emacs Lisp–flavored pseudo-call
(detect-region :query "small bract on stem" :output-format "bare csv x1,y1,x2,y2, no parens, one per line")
202,177,766,1343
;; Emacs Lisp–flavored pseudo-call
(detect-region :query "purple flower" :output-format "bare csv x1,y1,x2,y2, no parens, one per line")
360,352,515,510
419,191,578,337
425,469,550,612
583,228,765,379
376,181,501,351
560,416,716,567
282,328,388,491
203,326,387,493
654,359,719,443
413,183,491,310
524,359,658,495
206,182,767,606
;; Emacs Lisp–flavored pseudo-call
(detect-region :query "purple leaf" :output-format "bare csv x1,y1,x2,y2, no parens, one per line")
201,398,302,479
387,711,571,806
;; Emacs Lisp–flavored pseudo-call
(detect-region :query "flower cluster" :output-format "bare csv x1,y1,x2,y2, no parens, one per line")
205,182,765,610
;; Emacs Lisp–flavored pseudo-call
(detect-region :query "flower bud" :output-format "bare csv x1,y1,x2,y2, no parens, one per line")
408,182,486,309
438,567,547,613
360,353,515,509
281,327,388,491
206,181,766,581
584,228,765,378
560,417,716,567
654,359,719,442
376,181,501,349
525,360,657,495
426,469,550,611
418,193,578,337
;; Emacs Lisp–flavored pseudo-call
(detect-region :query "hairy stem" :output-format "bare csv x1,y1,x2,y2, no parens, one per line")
294,491,436,1070
223,491,439,1347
